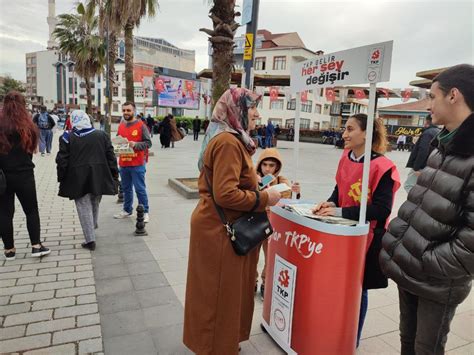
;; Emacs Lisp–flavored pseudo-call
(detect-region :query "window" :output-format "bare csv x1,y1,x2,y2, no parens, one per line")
69,78,73,94
285,118,310,129
68,65,74,72
313,122,320,130
315,104,322,114
113,86,118,97
270,99,284,110
115,74,119,82
31,57,36,65
269,118,282,126
324,104,331,115
122,89,126,97
341,103,351,112
255,57,266,70
287,99,296,110
273,56,286,70
112,103,119,112
301,100,312,113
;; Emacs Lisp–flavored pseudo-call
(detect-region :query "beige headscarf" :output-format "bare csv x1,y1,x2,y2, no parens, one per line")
198,88,261,170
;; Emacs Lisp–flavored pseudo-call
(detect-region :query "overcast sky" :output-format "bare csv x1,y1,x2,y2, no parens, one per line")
1,0,473,90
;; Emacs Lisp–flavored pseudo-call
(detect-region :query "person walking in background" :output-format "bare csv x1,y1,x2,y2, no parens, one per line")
404,115,440,193
114,102,151,223
192,115,201,141
0,91,50,260
380,64,474,355
265,120,275,148
170,115,184,148
56,110,119,251
33,105,55,156
146,114,155,137
397,134,407,151
159,115,172,148
313,113,400,347
184,88,282,354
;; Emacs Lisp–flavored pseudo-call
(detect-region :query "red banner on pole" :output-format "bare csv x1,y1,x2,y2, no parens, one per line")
380,88,390,99
402,89,412,102
354,89,367,99
325,88,336,102
270,86,279,102
301,90,308,103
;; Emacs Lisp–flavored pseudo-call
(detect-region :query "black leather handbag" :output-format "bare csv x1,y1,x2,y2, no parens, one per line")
0,169,6,195
204,171,273,256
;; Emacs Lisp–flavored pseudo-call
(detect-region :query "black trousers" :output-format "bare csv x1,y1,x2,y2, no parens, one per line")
398,286,457,355
193,130,199,141
0,170,41,250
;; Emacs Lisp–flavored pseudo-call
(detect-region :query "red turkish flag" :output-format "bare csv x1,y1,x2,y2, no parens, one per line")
402,89,412,102
155,78,165,93
325,88,336,102
269,87,279,102
354,89,367,99
301,90,308,102
380,88,390,99
185,80,194,92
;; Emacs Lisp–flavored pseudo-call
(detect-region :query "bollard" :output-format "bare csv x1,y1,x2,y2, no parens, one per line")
117,180,124,203
134,204,148,236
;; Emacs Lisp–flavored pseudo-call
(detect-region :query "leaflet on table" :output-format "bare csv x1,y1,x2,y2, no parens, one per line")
111,136,134,155
285,204,357,226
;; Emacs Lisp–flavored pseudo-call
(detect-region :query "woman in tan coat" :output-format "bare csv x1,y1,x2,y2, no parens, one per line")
183,88,282,354
170,115,183,148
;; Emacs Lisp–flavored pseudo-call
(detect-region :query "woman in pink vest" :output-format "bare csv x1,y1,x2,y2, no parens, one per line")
313,113,401,347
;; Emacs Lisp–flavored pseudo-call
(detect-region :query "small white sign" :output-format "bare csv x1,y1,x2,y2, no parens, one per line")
270,255,297,346
290,41,393,93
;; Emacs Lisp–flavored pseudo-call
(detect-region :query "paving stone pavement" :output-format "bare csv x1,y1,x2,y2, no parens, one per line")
0,137,103,354
1,131,472,354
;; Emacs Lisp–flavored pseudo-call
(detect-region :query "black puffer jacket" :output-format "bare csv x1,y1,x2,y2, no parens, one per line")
380,113,474,305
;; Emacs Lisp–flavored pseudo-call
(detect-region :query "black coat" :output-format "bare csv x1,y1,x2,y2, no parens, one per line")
406,125,440,171
192,118,201,131
380,113,474,305
56,130,119,199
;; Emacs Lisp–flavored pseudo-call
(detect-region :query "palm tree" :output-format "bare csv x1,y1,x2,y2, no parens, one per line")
54,2,106,115
86,0,127,135
200,0,240,104
119,0,159,103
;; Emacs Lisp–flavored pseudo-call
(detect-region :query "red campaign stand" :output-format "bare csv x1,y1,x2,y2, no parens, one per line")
262,206,369,355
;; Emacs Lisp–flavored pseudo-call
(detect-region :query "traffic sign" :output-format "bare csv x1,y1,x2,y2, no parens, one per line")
244,33,254,60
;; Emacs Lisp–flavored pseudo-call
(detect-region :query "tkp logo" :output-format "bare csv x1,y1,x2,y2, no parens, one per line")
369,48,383,65
278,269,290,288
371,49,380,60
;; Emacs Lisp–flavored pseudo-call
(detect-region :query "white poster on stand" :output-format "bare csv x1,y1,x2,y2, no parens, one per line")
270,255,297,346
290,41,393,93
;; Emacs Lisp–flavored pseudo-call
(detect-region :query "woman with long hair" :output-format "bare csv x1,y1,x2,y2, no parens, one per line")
0,91,50,260
313,114,400,347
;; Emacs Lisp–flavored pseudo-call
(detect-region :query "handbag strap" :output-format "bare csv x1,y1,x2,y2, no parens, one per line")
203,168,260,232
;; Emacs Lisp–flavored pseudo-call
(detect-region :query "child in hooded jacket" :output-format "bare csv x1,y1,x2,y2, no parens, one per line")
255,148,301,299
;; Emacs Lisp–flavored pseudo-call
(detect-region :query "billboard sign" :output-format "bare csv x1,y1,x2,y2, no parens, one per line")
290,41,393,93
156,75,201,110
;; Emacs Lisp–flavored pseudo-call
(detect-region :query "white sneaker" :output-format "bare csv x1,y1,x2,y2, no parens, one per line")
114,211,132,219
143,213,150,223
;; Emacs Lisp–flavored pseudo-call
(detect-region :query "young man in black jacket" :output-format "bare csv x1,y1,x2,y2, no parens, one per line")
404,115,440,192
380,64,474,355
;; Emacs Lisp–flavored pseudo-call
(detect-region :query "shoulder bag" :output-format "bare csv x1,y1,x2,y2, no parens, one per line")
204,170,273,256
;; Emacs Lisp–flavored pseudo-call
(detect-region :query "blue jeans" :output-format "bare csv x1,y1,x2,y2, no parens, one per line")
39,129,53,153
256,135,264,148
119,165,149,214
357,289,368,347
265,135,273,148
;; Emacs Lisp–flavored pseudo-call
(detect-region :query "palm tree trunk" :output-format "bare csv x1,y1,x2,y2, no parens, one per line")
124,21,134,103
105,31,117,135
85,76,93,115
209,0,238,105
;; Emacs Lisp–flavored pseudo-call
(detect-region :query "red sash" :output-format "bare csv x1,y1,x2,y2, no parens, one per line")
335,150,400,249
117,120,146,167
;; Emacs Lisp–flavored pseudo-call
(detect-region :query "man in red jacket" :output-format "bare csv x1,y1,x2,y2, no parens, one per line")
114,102,152,222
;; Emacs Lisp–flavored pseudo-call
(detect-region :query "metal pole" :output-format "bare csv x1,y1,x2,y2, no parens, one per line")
244,0,259,89
358,83,377,226
293,93,301,183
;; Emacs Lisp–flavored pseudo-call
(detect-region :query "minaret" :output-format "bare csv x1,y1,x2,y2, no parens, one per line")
47,0,58,49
